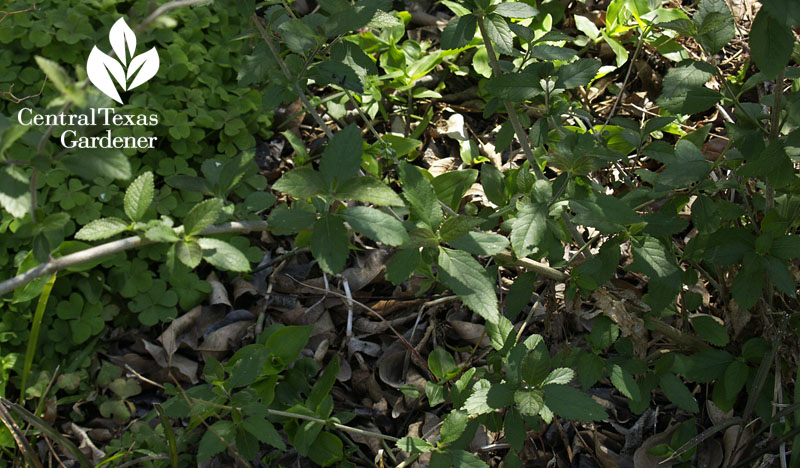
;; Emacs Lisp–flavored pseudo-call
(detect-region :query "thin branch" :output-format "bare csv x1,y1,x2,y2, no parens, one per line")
0,220,271,297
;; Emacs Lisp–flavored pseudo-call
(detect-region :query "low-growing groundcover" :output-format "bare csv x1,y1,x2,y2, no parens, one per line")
1,0,799,466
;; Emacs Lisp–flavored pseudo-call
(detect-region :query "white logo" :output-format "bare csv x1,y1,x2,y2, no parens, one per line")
87,18,159,105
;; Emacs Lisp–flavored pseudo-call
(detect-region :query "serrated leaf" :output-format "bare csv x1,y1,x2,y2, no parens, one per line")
657,61,721,115
542,368,575,386
0,166,31,218
494,2,538,18
340,206,408,246
627,235,682,313
484,13,514,55
504,408,525,451
439,216,481,242
570,193,638,234
440,410,468,444
514,388,544,416
272,167,327,200
749,8,794,79
386,248,420,285
175,240,202,268
542,385,608,421
335,177,405,206
691,315,729,347
124,171,154,221
610,364,641,400
511,200,547,258
311,213,349,274
451,450,490,468
144,224,179,242
432,170,478,212
198,421,235,461
75,218,129,241
34,56,73,94
399,162,442,228
438,247,499,325
319,124,363,184
197,237,250,272
428,346,457,381
62,148,131,181
659,373,698,412
556,58,601,88
183,198,223,236
441,14,478,50
397,437,433,455
448,231,509,256
529,45,577,61
694,0,735,54
464,379,513,415
485,67,551,102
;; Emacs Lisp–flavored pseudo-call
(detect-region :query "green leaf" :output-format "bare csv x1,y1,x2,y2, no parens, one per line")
485,66,552,102
659,373,699,412
731,252,762,310
749,8,794,79
570,193,639,234
763,256,796,297
514,388,544,416
397,437,434,455
448,231,509,256
197,238,250,272
658,140,712,188
437,247,500,325
506,271,537,318
340,206,408,246
610,364,641,400
556,58,601,88
386,248,421,285
657,61,721,115
335,177,405,206
124,171,154,222
428,347,457,381
439,216,481,243
176,240,202,268
480,164,506,206
198,421,235,461
227,345,270,388
432,170,478,212
542,385,608,421
441,14,477,50
75,218,129,241
311,213,349,274
277,18,321,54
577,352,606,389
34,56,72,94
450,450,490,468
529,45,578,61
494,2,538,18
542,368,575,386
268,204,317,232
761,0,800,27
440,410,468,444
504,408,525,451
464,379,514,415
0,166,31,218
183,198,223,236
511,200,547,258
426,381,446,406
62,148,131,180
319,124,363,184
694,0,735,54
399,162,442,228
273,167,327,200
627,235,682,313
588,316,619,351
265,325,313,366
307,432,343,467
690,316,729,347
165,175,212,195
145,224,180,243
770,235,800,260
691,194,720,233
484,13,514,55
722,359,749,401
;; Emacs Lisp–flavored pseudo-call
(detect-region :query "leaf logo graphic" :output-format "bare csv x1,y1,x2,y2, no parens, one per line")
87,18,159,104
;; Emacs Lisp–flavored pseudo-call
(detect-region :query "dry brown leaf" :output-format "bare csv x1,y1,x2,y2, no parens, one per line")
633,425,679,468
157,305,224,360
207,272,231,308
591,288,648,359
199,321,252,361
448,320,491,347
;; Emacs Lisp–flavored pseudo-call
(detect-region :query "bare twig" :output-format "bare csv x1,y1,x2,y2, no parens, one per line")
0,220,271,297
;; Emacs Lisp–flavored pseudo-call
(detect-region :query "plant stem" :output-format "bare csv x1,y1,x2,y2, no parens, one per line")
476,14,588,255
765,69,786,213
252,15,335,141
268,409,399,442
0,220,272,297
